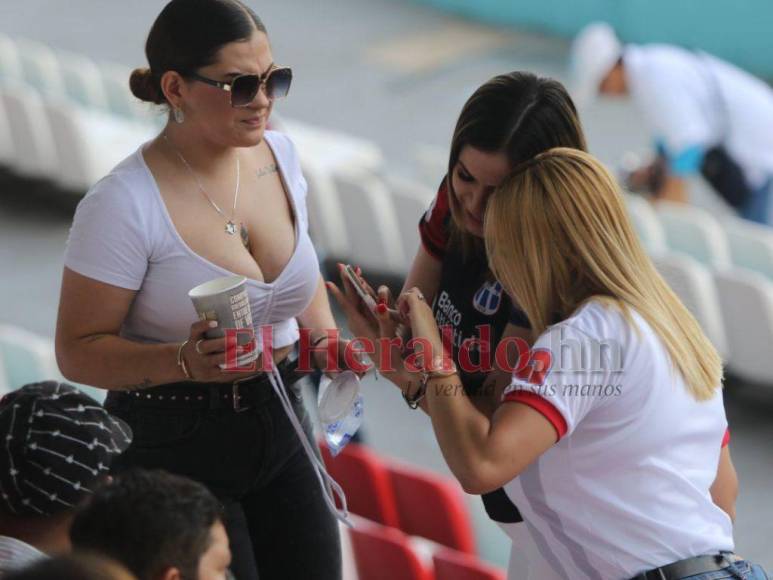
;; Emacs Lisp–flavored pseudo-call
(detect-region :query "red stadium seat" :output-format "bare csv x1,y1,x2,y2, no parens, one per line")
349,518,434,580
319,442,400,527
387,462,477,555
433,549,506,580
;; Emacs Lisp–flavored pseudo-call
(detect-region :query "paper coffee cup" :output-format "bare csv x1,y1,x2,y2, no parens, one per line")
188,275,258,366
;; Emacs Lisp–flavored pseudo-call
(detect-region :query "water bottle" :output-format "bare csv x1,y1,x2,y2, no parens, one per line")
317,371,364,456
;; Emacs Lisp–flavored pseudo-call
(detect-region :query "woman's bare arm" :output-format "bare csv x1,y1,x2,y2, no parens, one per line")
55,268,239,390
710,445,738,521
56,268,190,390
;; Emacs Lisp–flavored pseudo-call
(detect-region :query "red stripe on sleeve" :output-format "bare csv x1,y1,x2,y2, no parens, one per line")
721,428,730,448
418,180,451,260
502,390,568,440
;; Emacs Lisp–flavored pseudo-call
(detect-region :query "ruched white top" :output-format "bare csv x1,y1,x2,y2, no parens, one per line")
64,131,320,351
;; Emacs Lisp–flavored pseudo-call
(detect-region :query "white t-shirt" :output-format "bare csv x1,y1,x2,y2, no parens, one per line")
500,299,733,580
0,535,46,575
64,130,320,350
625,44,773,188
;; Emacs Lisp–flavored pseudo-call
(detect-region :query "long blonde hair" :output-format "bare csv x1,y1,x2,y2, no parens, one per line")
484,148,722,400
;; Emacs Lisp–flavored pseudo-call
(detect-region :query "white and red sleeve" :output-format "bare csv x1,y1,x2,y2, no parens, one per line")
500,324,605,441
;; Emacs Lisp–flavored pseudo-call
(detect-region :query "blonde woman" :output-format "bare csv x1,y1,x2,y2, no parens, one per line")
366,149,766,579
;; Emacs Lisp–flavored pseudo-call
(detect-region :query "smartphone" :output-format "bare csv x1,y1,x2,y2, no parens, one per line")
343,264,378,314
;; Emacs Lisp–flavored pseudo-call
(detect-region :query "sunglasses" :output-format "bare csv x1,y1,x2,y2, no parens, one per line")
186,66,292,107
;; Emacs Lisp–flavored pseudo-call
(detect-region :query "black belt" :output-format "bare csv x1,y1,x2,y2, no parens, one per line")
113,357,303,413
632,553,743,580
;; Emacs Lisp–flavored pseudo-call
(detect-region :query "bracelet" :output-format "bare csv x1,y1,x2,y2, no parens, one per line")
177,340,192,380
402,380,427,410
402,357,459,410
311,333,329,347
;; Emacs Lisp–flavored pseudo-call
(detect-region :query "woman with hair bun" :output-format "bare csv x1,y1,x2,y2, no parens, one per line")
55,1,346,578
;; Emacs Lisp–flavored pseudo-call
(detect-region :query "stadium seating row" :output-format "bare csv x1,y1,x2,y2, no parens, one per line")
323,442,506,580
626,197,773,384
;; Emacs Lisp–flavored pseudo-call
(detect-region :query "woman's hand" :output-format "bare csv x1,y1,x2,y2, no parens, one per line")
325,264,380,346
327,266,415,388
398,287,444,362
311,335,368,378
180,319,260,383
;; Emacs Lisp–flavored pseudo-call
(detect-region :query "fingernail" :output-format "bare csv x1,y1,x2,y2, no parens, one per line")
355,266,362,275
209,321,218,328
376,303,387,315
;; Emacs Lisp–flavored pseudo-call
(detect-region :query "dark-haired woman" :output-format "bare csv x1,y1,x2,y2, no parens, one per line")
331,72,737,578
55,1,344,578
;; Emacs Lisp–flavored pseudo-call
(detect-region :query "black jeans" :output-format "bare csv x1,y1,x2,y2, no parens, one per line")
105,375,342,580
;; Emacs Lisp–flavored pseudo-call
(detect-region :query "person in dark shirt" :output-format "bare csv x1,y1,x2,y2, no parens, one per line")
330,72,586,556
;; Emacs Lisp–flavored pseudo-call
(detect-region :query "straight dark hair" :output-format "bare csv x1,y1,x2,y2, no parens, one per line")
70,469,222,580
130,0,266,105
447,72,587,261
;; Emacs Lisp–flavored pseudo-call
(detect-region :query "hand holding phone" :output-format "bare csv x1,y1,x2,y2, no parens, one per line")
343,264,378,315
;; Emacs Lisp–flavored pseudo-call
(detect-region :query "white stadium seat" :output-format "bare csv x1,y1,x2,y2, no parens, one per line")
58,50,110,110
652,252,728,361
0,325,61,394
282,118,383,175
0,81,59,180
100,63,155,122
714,268,773,385
0,93,16,167
0,33,23,82
623,194,668,254
0,325,106,403
724,217,773,280
333,167,407,274
15,38,67,97
656,201,731,269
45,98,156,192
385,176,434,263
300,161,351,261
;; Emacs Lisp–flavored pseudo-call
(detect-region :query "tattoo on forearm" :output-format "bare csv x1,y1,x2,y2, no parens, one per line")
122,378,153,391
256,163,278,178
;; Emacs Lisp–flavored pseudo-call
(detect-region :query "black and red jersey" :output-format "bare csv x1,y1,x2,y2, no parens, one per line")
418,179,527,524
419,180,530,394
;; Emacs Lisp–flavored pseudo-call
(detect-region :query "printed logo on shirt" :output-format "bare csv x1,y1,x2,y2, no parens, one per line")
514,348,553,386
473,281,504,316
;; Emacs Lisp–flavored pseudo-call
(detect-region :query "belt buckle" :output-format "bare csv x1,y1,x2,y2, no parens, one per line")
232,382,250,413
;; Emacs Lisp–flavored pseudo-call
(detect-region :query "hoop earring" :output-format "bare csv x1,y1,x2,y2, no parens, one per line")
173,108,185,124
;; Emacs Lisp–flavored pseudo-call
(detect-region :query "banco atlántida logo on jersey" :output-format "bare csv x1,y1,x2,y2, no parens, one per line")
473,280,504,316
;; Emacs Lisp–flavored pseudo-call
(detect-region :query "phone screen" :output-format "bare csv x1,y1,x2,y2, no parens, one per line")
344,265,377,314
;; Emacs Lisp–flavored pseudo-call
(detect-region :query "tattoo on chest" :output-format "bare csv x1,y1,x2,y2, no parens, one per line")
256,163,278,178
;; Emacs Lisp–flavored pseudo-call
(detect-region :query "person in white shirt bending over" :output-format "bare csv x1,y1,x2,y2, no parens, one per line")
362,148,768,579
571,22,773,225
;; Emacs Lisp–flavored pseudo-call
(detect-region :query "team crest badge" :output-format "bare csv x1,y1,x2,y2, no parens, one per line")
473,280,504,315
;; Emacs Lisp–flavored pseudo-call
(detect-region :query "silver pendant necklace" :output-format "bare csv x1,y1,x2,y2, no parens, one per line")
162,133,250,249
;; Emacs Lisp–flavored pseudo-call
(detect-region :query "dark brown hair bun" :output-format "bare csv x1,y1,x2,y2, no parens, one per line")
129,67,165,105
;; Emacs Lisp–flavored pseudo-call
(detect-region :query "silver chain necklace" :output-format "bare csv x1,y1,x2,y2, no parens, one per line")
162,133,250,249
